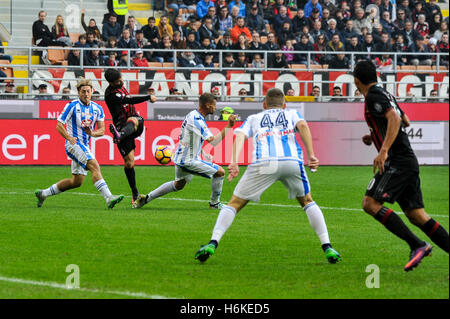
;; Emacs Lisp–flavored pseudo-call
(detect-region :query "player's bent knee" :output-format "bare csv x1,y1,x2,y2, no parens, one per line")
214,167,225,178
227,195,248,214
174,179,186,190
362,196,380,216
297,193,313,207
71,175,84,188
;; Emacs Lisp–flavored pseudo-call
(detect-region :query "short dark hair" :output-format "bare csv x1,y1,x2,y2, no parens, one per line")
105,69,122,83
199,93,216,106
353,60,378,85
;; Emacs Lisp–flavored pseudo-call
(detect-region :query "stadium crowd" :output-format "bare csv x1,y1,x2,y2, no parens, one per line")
28,0,449,70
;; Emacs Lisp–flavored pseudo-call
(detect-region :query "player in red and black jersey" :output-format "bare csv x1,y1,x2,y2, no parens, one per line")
353,60,449,272
104,69,156,206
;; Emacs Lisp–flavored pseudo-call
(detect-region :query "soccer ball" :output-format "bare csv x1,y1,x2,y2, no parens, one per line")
154,146,172,165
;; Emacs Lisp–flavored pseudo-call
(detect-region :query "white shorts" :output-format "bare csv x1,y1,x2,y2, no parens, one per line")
233,160,311,202
175,160,219,183
65,142,94,176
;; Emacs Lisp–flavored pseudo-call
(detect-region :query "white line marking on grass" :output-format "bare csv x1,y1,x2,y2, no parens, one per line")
0,275,177,299
3,191,448,218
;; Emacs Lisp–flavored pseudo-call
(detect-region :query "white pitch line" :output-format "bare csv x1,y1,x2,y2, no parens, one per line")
0,191,448,218
0,275,177,299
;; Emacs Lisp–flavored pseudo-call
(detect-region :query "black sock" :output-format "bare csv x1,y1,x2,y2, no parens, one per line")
119,121,136,140
374,207,425,250
124,167,139,200
420,218,449,253
209,240,218,248
321,243,332,252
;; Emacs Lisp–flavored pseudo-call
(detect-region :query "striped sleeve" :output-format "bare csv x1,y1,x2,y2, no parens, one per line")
193,116,213,140
96,103,105,121
57,102,75,124
234,116,253,138
291,109,305,130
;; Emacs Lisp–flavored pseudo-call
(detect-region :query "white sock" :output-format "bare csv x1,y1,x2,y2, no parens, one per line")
42,184,61,198
210,176,224,204
94,179,112,201
147,181,177,203
211,205,236,243
303,202,330,245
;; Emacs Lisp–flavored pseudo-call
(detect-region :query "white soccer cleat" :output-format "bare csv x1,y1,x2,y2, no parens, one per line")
107,194,124,209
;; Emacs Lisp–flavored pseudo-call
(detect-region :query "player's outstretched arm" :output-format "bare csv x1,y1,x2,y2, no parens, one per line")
208,114,238,146
228,132,246,182
56,121,77,145
83,121,105,138
296,120,319,170
373,108,402,174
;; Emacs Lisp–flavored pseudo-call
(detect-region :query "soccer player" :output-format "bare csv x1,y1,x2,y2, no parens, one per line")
134,93,237,209
194,88,342,263
353,60,449,271
35,79,124,209
104,69,157,207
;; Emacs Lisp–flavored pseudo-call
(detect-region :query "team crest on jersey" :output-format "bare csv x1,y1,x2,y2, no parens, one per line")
374,102,383,112
116,93,122,98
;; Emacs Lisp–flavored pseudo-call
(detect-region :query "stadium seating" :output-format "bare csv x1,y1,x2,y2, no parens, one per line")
0,64,14,83
47,47,68,65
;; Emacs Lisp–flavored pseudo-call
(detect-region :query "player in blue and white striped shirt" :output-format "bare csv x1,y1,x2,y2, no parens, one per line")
35,79,124,209
134,93,237,209
195,88,341,263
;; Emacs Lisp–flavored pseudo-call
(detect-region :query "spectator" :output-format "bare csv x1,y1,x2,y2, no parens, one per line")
430,89,438,98
268,52,289,69
398,0,413,21
266,32,279,51
251,53,263,68
1,83,17,99
277,21,295,46
375,54,394,70
106,0,127,28
106,51,119,66
106,36,120,58
380,11,396,36
198,37,214,62
379,0,396,22
247,5,266,34
158,15,174,39
118,51,129,67
332,86,343,97
86,32,99,48
32,10,64,47
156,35,175,62
232,34,249,59
335,9,348,31
61,87,71,100
354,88,362,99
216,31,233,50
118,29,138,56
425,0,442,21
292,9,308,35
313,34,328,64
402,20,420,48
239,88,254,101
326,19,343,43
0,41,12,62
326,34,344,52
438,33,449,66
166,87,185,101
172,15,188,40
84,45,106,66
392,34,409,66
216,5,233,34
274,6,292,31
172,31,187,52
68,49,81,66
35,84,54,100
133,49,148,67
394,9,408,33
282,39,295,64
230,6,241,26
219,106,235,120
102,13,122,42
81,9,102,40
375,32,392,56
233,52,248,68
169,0,196,16
307,8,321,30
222,52,235,67
203,54,215,68
350,0,363,19
230,17,252,43
294,34,314,64
310,85,320,97
142,17,160,45
206,6,218,26
199,16,219,44
321,8,331,30
341,20,358,44
414,14,430,38
249,31,267,61
311,20,326,39
412,1,427,23
329,49,350,69
124,16,141,39
229,0,246,17
346,36,364,64
261,0,275,25
179,50,204,68
286,88,295,96
74,34,89,48
361,33,376,61
428,37,439,65
135,30,148,49
197,0,215,19
353,8,372,35
186,31,201,49
245,0,263,18
433,21,448,41
304,0,322,19
51,15,72,46
299,25,314,44
408,35,432,66
430,13,443,36
322,0,337,18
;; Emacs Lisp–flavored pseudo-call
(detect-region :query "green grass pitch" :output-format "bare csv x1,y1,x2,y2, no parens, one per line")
0,165,448,299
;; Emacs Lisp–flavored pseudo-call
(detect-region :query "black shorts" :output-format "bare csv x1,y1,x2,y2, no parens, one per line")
117,116,145,158
365,166,424,211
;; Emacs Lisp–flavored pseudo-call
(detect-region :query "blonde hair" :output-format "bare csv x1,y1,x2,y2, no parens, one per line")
265,88,285,108
54,15,68,36
76,78,93,91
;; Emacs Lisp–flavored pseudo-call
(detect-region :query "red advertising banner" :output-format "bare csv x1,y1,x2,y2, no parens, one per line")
1,120,446,166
